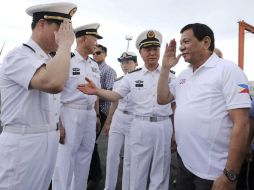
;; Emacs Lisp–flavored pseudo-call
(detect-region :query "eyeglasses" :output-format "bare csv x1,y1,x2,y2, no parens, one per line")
93,51,102,56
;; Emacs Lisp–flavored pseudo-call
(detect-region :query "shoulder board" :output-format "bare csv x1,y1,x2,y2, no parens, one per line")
22,43,35,53
128,68,142,74
170,70,176,74
49,52,74,58
115,76,124,82
49,52,56,57
71,52,75,58
89,56,97,63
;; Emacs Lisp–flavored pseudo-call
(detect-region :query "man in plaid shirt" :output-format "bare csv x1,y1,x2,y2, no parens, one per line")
87,44,117,189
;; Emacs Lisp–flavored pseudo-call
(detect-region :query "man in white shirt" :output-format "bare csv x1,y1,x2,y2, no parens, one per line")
0,2,76,190
157,23,251,190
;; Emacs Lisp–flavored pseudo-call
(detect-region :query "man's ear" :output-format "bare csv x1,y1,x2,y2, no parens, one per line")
203,36,211,50
36,19,46,28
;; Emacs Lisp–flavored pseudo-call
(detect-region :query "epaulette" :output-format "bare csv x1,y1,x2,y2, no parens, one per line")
89,56,97,63
49,52,56,57
23,43,35,53
49,52,75,58
71,52,75,58
170,70,176,74
128,68,142,74
115,76,124,82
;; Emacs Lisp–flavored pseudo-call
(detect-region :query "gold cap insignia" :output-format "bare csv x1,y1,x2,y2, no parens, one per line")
147,31,155,38
122,52,128,57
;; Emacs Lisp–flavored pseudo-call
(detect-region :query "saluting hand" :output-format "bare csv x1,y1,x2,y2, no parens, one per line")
77,77,98,95
162,39,181,70
55,19,75,48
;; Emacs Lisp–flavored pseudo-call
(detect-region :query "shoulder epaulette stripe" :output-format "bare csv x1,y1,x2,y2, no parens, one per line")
115,76,124,81
49,52,56,57
71,52,75,58
89,56,97,63
49,52,75,58
22,43,35,53
128,68,142,74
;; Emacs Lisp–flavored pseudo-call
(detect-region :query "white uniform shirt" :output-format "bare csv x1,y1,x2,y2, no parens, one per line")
170,53,251,180
60,50,100,105
0,39,59,127
113,76,135,113
115,65,175,117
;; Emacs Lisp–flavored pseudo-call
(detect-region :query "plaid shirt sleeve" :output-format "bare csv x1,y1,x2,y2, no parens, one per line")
106,68,116,89
100,66,117,115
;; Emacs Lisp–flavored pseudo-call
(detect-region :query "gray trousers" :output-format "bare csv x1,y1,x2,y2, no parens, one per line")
176,153,213,190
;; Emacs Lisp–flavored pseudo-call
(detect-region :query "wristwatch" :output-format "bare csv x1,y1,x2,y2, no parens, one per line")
223,168,239,182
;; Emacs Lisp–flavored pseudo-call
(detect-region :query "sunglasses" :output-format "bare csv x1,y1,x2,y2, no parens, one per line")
93,51,103,56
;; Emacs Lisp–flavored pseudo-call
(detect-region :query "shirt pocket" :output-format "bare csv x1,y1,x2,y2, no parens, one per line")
68,74,85,87
131,86,149,104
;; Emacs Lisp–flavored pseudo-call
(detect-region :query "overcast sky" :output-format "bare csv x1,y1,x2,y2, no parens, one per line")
0,0,253,80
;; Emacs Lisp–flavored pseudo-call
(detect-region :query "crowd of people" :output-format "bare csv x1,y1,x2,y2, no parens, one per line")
0,2,253,190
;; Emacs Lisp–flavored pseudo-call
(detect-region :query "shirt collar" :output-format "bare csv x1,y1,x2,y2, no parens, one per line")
26,39,50,60
187,53,218,71
98,61,106,70
142,64,161,74
202,53,218,68
73,50,87,62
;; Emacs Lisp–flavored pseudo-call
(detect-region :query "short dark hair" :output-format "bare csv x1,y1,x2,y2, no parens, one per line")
31,19,61,30
96,44,107,54
180,23,215,51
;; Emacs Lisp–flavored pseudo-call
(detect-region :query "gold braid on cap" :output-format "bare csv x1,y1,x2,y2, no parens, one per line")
44,15,66,20
86,32,98,35
140,41,160,48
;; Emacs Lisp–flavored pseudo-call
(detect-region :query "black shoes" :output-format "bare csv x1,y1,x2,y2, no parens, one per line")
87,175,103,190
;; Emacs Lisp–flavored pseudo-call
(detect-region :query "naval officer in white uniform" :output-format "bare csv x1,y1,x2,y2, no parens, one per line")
78,29,176,190
52,23,102,190
0,2,76,190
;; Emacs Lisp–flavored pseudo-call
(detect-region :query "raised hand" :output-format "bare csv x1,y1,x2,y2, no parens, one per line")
55,19,75,48
77,77,98,95
162,39,182,70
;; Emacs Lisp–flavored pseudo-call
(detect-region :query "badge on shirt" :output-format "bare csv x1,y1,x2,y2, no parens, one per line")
238,84,249,93
91,67,98,73
179,78,186,85
72,68,80,75
135,80,143,87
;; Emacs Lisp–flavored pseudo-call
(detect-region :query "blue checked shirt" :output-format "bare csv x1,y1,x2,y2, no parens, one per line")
98,61,117,115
